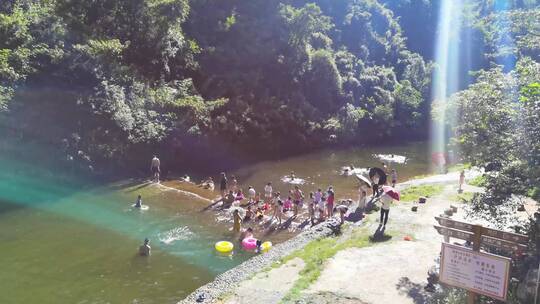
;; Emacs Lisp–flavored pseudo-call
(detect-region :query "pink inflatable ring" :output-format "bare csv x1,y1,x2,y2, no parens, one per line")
241,237,257,250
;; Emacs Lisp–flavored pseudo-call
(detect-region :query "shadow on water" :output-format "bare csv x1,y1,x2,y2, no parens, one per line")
0,200,25,215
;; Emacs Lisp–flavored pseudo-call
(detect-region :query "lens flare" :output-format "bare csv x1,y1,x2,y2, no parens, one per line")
430,0,463,171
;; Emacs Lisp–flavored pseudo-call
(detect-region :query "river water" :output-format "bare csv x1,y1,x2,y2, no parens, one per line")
0,142,429,303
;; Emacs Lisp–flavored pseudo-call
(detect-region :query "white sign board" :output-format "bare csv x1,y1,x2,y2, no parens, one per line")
439,243,511,301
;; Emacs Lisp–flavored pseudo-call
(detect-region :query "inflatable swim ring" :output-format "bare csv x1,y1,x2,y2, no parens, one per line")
241,237,258,250
261,241,272,252
215,241,234,253
132,204,149,210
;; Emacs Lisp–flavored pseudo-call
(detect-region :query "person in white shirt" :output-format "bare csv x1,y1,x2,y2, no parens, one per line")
264,182,273,200
379,193,393,226
248,186,256,203
358,190,367,210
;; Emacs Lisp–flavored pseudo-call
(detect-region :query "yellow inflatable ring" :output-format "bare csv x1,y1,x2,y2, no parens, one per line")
215,241,234,253
261,241,272,252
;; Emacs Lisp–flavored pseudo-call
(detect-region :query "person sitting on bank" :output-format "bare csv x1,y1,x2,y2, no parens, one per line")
335,200,350,224
244,205,253,222
222,190,235,208
139,238,151,256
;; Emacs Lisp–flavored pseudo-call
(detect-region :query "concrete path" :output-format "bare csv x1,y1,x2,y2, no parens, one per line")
222,258,305,304
301,185,461,304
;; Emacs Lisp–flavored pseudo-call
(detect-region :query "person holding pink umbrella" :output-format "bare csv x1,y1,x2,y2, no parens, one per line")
379,186,400,227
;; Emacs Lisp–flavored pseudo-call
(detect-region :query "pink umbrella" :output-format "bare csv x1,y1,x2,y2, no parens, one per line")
382,186,400,201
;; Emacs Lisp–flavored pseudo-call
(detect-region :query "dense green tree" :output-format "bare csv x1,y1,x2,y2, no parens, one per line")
1,0,537,176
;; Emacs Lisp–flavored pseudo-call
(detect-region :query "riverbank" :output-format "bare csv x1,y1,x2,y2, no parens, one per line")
179,170,486,304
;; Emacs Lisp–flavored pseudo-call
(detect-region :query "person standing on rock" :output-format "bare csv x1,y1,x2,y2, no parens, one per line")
233,209,242,232
314,188,324,220
220,172,228,198
326,186,335,218
292,185,304,217
150,155,160,183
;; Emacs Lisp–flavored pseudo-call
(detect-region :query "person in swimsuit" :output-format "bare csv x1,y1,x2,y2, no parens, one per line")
244,205,253,222
220,172,228,198
308,192,315,225
239,227,254,241
139,238,151,256
283,196,292,212
135,195,142,208
293,185,304,217
326,186,335,218
150,155,160,183
222,190,235,208
233,209,242,232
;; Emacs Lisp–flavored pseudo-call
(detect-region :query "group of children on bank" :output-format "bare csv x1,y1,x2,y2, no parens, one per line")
218,171,376,236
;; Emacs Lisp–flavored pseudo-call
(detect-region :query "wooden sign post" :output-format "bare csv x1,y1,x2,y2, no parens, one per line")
434,217,529,303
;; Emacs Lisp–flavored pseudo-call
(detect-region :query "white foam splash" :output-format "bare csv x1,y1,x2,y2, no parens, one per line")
158,226,194,245
340,166,369,176
281,176,305,185
374,154,407,164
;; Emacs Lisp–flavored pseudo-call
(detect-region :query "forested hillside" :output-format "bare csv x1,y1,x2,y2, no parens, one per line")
0,0,538,176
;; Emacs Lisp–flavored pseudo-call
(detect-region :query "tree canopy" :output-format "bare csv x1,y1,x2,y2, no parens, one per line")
0,0,538,176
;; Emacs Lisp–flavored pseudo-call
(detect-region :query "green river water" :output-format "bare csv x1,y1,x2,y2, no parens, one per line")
0,142,430,303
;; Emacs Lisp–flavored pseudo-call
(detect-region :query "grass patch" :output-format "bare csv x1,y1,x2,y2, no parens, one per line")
468,174,486,187
527,186,540,201
447,163,471,173
400,184,445,202
409,173,432,180
447,192,475,203
279,228,376,303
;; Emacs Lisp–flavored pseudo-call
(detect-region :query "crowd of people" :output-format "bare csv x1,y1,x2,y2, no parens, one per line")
215,162,400,239
137,155,400,256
